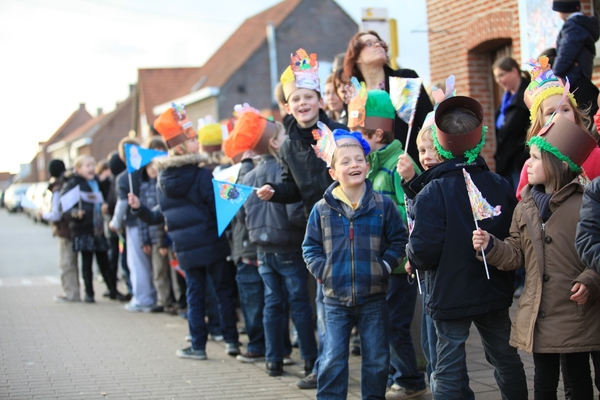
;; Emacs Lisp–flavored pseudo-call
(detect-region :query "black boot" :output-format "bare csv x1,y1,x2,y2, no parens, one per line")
266,362,283,377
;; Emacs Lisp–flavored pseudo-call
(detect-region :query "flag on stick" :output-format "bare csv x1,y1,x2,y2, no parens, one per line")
212,179,255,236
124,144,167,173
389,77,422,154
462,168,502,279
60,185,81,212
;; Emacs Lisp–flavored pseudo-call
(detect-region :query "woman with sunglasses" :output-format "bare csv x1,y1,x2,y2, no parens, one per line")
343,31,433,163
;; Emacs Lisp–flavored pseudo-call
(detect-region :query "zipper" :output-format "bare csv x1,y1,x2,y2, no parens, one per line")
350,220,356,306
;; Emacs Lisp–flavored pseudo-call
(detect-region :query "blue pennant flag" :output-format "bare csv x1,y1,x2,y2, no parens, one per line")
212,179,255,236
124,143,167,173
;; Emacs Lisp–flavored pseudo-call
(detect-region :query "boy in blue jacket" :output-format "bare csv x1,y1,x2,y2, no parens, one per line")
303,131,407,400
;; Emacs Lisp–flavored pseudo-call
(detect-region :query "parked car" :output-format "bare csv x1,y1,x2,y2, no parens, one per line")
4,183,32,213
24,182,49,222
0,189,5,208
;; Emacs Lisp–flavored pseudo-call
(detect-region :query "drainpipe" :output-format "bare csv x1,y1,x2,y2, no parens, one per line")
266,21,278,109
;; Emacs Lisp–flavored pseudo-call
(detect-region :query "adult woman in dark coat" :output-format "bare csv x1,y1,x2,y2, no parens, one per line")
343,30,433,162
492,57,531,191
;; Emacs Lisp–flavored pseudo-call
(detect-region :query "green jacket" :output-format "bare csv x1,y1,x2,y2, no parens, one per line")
367,139,420,273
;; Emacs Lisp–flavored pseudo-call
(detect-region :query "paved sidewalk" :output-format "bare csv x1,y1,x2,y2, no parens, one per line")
2,279,590,399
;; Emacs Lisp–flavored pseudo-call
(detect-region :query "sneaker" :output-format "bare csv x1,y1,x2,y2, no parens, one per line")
225,342,240,356
296,373,317,389
124,302,152,313
53,295,79,303
283,355,294,365
185,335,192,342
236,352,265,363
385,384,427,399
84,294,95,303
176,346,207,360
210,334,224,342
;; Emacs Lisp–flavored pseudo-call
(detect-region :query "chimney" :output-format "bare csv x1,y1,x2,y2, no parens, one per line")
97,107,103,116
79,103,86,110
129,84,136,94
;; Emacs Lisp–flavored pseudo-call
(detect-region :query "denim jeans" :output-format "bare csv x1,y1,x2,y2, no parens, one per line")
431,308,528,400
420,282,474,398
258,251,317,363
319,297,389,400
386,274,426,390
185,259,238,351
205,274,221,337
312,282,326,374
236,261,265,354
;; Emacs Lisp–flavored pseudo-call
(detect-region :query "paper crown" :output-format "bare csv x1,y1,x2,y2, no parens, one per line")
198,123,223,146
154,103,196,148
280,48,320,100
423,75,457,128
311,123,370,167
223,105,277,161
333,130,371,156
528,113,597,173
434,96,485,162
347,78,395,132
524,56,576,121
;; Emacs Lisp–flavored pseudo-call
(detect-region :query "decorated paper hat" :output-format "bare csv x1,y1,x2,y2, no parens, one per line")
527,113,597,173
347,79,395,132
198,123,223,146
433,96,487,163
280,48,320,100
311,123,370,167
552,0,580,12
153,103,196,148
524,56,576,121
223,104,277,161
333,129,371,156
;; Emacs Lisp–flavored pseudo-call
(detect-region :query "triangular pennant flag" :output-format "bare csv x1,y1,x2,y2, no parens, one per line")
60,185,81,211
213,163,242,183
124,143,167,173
389,77,422,126
462,169,502,221
212,179,255,236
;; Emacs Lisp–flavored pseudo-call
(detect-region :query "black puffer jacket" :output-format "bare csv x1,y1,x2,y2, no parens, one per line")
242,154,306,253
61,174,108,238
494,77,531,176
406,156,517,320
151,153,230,270
269,109,346,218
576,175,600,274
554,13,600,82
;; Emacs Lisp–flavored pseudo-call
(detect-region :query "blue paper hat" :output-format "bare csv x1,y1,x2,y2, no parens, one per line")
333,129,371,156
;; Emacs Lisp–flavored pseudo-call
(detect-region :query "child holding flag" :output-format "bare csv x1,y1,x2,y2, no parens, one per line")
406,96,528,399
473,113,600,399
61,155,125,303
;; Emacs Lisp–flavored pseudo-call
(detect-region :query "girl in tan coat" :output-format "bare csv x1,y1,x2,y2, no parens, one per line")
472,113,600,399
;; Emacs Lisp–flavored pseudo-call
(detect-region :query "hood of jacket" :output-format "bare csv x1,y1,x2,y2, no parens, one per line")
155,153,209,199
572,14,600,42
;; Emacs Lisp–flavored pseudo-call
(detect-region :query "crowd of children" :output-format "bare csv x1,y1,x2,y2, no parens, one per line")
41,27,600,399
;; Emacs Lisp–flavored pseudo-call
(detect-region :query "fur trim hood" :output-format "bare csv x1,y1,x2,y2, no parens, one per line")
153,153,209,170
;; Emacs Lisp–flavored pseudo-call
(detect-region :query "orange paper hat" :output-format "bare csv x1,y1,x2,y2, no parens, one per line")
223,105,277,161
154,103,196,148
280,48,320,100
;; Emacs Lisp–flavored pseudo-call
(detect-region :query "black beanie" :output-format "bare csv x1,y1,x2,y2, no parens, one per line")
108,152,126,176
552,0,581,12
48,159,66,178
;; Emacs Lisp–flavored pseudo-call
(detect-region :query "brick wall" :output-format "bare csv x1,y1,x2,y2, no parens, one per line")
90,96,134,162
427,0,597,170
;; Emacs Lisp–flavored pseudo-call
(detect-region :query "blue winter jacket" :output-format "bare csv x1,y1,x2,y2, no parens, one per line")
303,179,407,307
406,156,517,320
554,13,600,82
150,153,230,270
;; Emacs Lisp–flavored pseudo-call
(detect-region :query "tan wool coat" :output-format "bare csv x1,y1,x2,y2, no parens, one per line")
484,180,600,354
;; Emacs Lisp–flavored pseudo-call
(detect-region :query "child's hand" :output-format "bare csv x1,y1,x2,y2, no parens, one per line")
158,247,168,257
128,193,141,209
570,282,590,305
257,184,275,201
472,228,490,250
397,154,415,181
142,245,151,255
77,209,85,219
405,262,414,277
101,203,108,215
109,221,117,232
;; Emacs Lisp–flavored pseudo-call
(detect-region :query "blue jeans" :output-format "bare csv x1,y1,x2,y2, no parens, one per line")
312,282,326,374
205,274,221,336
236,261,265,354
386,274,426,390
258,251,317,363
420,288,473,398
431,308,528,400
319,297,389,400
185,259,238,351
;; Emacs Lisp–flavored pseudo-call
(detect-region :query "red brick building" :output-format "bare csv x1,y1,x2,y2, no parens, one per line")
426,0,598,170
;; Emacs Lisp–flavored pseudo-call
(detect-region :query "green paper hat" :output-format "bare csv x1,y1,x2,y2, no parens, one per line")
364,89,395,132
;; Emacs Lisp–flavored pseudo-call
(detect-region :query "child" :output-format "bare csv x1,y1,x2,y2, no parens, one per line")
473,113,600,399
323,73,345,123
237,118,317,376
133,106,239,360
516,56,600,199
552,0,599,115
61,155,124,303
303,130,407,400
350,88,426,398
256,48,347,389
406,96,528,399
42,159,80,302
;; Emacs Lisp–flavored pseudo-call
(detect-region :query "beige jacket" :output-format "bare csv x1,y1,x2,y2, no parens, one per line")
484,181,600,354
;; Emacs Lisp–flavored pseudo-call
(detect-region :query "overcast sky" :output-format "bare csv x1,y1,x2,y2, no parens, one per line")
0,0,430,174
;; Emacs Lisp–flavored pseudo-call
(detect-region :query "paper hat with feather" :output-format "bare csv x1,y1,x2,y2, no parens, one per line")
524,56,576,121
527,113,597,173
346,77,395,133
154,103,197,149
433,96,487,164
280,48,320,100
223,103,277,162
